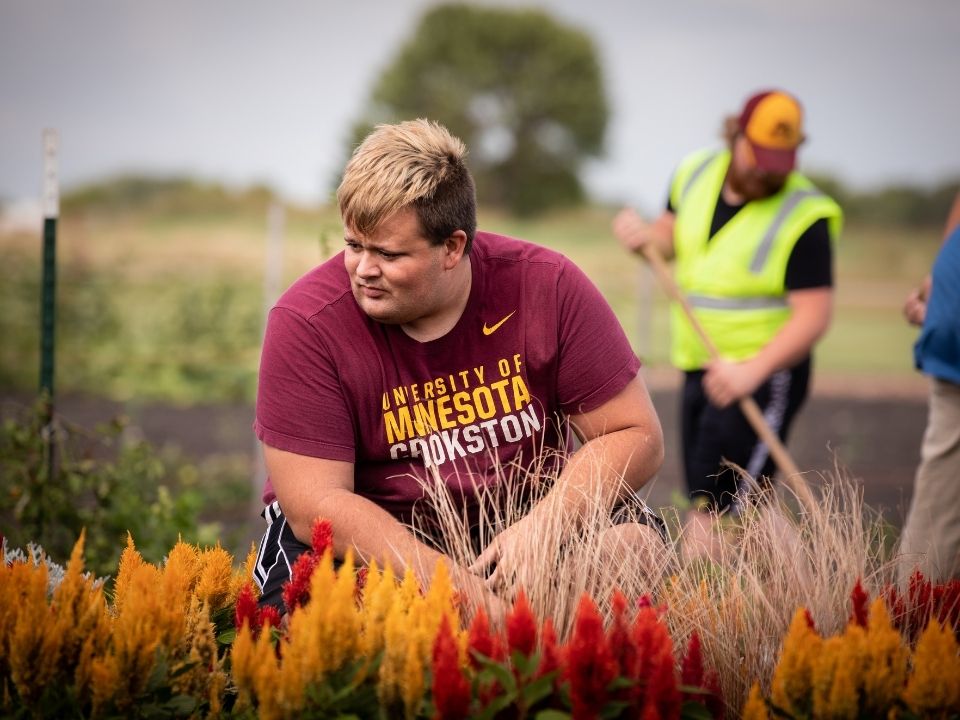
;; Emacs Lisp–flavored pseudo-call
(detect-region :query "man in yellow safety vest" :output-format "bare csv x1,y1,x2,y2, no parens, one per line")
612,89,842,558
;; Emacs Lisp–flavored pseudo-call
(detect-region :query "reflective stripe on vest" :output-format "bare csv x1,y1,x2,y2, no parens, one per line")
679,153,718,205
749,189,825,273
687,294,789,310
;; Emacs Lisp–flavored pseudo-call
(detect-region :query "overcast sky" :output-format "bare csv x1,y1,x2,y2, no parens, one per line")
2,0,958,214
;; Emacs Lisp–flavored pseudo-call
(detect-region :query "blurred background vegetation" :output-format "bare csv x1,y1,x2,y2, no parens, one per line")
1,172,955,406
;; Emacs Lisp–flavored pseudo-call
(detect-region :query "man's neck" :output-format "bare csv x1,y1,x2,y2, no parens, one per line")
720,177,747,206
401,257,472,342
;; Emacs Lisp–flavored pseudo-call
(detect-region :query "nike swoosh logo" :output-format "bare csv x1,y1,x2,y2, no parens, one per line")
482,310,516,336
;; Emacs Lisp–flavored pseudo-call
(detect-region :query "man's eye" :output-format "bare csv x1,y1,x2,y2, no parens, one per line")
379,251,400,259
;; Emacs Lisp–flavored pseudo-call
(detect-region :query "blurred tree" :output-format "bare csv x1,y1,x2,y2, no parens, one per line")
807,173,959,227
345,3,609,216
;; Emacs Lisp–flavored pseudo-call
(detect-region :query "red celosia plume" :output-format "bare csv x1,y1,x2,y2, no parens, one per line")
432,615,471,720
506,590,538,658
565,595,617,720
849,578,869,628
282,550,318,613
311,518,334,556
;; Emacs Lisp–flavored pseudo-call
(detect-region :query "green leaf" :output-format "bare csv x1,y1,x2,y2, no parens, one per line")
512,649,541,678
679,700,714,720
607,676,634,691
520,673,556,707
534,710,572,720
599,701,630,719
477,659,518,695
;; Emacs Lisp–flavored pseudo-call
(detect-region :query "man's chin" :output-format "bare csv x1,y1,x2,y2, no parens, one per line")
355,297,404,325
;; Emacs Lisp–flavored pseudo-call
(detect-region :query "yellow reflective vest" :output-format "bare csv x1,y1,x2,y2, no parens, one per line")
669,148,842,370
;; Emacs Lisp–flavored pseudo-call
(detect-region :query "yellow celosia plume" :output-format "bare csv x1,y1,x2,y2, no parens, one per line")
770,608,822,715
903,618,960,714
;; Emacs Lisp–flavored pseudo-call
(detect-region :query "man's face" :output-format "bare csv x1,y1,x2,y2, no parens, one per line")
728,135,790,201
344,207,453,325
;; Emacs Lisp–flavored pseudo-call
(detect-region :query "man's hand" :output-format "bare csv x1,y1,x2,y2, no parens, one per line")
702,358,765,409
468,514,540,597
903,276,931,327
448,563,508,618
612,208,652,253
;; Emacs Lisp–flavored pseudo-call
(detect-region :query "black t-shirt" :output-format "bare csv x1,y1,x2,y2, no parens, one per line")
667,190,833,290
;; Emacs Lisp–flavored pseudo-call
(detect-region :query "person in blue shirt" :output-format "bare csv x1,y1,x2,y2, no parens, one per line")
899,191,960,582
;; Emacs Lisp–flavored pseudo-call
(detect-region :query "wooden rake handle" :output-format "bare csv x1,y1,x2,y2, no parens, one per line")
639,243,816,511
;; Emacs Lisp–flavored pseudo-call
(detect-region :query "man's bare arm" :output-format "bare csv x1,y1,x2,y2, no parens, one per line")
470,376,664,575
703,287,833,407
265,445,482,593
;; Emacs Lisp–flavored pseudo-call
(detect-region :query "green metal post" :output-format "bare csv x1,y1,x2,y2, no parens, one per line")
40,129,59,434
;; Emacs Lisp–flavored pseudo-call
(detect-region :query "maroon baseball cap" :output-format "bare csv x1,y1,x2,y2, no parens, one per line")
737,90,805,174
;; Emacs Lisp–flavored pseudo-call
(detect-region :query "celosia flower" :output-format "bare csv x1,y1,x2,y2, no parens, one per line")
849,578,869,628
506,590,537,659
741,683,769,720
682,630,723,719
163,540,202,601
311,518,334,555
770,607,822,716
326,551,361,670
282,549,318,613
359,562,395,663
632,606,680,720
195,545,234,612
112,534,144,615
862,597,908,715
812,631,862,720
537,617,561,683
565,594,617,720
903,618,960,714
467,608,496,668
629,601,677,717
933,579,960,632
234,582,260,633
608,591,636,679
432,615,471,720
681,631,704,691
259,604,281,632
402,629,427,717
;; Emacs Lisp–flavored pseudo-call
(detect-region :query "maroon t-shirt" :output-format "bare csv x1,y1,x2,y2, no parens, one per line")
255,231,640,527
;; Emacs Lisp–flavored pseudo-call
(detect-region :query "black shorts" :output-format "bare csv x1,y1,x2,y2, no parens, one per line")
253,492,667,612
681,358,810,513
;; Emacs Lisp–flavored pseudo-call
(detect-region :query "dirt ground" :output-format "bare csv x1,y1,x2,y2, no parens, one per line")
4,370,929,547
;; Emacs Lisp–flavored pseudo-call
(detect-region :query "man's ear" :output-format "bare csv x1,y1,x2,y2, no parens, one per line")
442,230,469,269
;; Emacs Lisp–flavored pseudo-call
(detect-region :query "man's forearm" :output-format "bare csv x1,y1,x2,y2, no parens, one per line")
287,489,448,586
529,425,663,527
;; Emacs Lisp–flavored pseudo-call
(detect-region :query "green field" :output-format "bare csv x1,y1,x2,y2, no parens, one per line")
0,198,942,404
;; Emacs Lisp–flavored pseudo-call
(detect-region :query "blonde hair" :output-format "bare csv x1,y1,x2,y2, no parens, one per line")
337,119,477,251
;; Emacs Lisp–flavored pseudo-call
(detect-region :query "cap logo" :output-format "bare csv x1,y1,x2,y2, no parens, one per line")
744,91,803,150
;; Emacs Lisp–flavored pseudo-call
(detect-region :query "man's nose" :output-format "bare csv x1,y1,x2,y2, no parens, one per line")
355,251,381,278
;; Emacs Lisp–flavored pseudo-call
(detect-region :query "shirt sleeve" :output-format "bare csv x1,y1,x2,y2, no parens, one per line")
785,218,834,290
254,306,356,462
555,258,641,415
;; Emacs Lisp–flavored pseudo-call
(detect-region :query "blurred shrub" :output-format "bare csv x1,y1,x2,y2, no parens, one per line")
0,248,260,403
0,399,237,577
808,173,960,228
61,175,274,219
